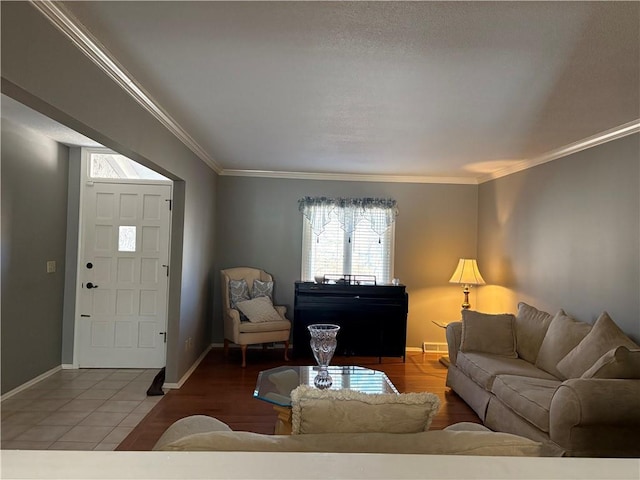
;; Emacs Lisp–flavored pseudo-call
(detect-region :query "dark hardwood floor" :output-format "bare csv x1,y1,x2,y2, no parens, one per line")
117,347,480,451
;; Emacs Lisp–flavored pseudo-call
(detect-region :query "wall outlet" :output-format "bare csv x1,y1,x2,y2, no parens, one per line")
46,260,56,273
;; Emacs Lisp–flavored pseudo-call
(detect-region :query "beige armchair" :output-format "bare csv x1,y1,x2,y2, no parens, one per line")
221,267,291,367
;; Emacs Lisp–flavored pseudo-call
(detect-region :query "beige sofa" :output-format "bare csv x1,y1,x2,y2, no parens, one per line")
445,303,640,457
153,415,561,456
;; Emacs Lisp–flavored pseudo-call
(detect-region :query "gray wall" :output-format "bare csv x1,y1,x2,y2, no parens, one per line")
1,2,218,385
477,134,640,342
215,176,478,348
1,119,69,392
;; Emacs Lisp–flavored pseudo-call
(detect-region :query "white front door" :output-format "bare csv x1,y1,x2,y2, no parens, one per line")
78,182,171,368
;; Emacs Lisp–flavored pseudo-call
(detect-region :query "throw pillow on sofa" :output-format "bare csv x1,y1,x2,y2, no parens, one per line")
535,310,592,379
514,302,554,363
557,312,639,378
460,310,517,358
581,346,640,379
290,385,440,435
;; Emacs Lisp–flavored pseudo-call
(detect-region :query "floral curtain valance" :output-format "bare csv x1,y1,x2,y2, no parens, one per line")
298,196,399,236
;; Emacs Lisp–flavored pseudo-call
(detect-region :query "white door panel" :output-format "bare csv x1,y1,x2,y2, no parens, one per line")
78,182,171,368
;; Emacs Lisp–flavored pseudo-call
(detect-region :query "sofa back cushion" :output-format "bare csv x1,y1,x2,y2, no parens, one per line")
290,385,440,434
581,346,640,379
535,310,592,379
556,312,639,378
514,303,554,363
460,310,517,358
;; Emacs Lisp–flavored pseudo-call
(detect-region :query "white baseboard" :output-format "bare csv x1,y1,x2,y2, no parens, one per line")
405,347,423,353
61,364,76,370
1,365,62,402
163,344,213,390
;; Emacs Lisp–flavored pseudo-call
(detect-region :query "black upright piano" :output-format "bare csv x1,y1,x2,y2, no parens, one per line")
293,281,409,361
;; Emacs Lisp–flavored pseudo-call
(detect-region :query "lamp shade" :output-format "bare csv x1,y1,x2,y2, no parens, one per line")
449,258,486,286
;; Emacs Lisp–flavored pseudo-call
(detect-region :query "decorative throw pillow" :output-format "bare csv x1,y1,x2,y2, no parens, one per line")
229,279,250,321
236,296,283,323
252,279,273,300
290,385,440,435
515,302,554,364
229,279,250,309
460,310,517,358
535,310,592,379
581,346,640,379
557,312,639,378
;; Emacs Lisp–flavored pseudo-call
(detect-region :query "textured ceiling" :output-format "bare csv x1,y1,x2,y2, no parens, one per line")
45,2,640,178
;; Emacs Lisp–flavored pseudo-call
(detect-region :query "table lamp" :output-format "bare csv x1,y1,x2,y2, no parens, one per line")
449,258,485,310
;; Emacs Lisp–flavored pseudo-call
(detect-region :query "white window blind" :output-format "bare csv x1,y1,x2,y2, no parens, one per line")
301,206,395,284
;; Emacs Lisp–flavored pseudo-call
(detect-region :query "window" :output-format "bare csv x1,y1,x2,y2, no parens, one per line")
300,198,397,284
90,152,168,180
118,226,137,252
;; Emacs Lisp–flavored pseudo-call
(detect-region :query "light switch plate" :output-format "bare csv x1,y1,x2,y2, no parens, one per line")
46,260,56,273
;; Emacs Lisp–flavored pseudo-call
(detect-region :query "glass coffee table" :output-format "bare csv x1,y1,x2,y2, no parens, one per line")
254,365,398,434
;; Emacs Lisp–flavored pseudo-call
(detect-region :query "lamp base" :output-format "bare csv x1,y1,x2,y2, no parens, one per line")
461,286,471,310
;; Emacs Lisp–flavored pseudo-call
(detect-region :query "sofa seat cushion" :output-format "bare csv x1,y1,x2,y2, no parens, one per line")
456,352,558,391
491,375,561,433
238,319,289,333
156,428,553,456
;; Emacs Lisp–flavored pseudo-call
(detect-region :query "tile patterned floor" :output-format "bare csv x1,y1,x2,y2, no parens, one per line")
1,368,163,450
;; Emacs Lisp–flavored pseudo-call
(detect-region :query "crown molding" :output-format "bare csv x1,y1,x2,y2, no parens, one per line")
477,120,640,184
219,169,478,185
217,119,640,185
29,0,223,174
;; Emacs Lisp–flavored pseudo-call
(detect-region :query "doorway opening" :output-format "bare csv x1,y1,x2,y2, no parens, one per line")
74,148,172,368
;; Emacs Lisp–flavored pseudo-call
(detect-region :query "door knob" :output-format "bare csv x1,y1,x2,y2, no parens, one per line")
86,282,98,289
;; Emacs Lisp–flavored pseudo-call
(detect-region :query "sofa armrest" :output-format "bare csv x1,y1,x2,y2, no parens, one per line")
549,379,640,451
153,415,232,450
446,322,462,366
